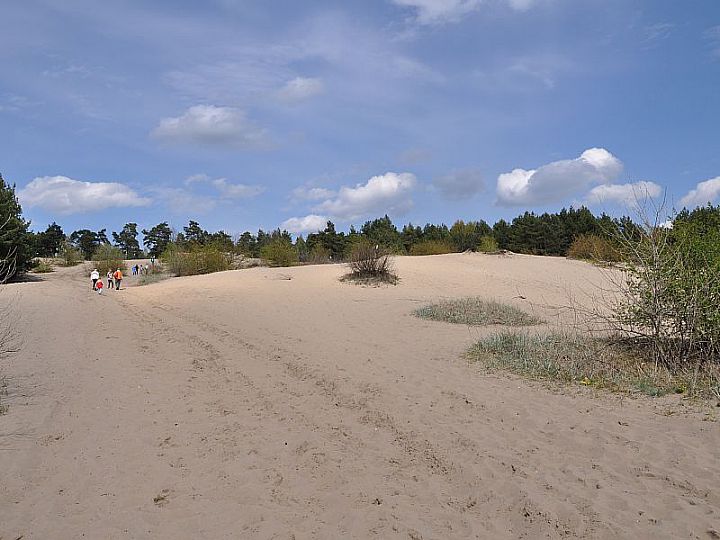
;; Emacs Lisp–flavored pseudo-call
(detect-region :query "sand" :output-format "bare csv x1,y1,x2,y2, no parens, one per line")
1,253,718,539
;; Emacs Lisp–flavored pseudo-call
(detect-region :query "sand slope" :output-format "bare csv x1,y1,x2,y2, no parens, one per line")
1,254,718,539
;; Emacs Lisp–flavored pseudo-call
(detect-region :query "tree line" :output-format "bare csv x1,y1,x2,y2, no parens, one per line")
2,171,719,278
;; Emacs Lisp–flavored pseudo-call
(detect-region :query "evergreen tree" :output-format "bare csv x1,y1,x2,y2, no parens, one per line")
70,229,101,259
112,223,141,258
0,173,32,278
360,215,402,251
183,220,208,245
142,222,173,257
35,222,65,257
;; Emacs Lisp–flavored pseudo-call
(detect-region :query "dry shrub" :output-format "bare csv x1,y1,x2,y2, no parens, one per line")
59,241,82,267
343,240,398,285
415,298,542,326
409,240,454,256
567,234,622,263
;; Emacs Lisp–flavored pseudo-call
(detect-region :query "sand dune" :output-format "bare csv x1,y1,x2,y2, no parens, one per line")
1,253,718,539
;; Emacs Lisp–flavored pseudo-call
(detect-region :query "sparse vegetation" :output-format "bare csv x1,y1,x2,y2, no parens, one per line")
137,272,172,286
468,331,719,398
342,240,398,285
415,298,542,326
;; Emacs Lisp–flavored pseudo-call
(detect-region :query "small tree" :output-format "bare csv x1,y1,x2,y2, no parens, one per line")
93,244,126,275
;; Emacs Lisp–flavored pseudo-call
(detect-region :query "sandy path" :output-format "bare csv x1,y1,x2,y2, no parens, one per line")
1,254,718,539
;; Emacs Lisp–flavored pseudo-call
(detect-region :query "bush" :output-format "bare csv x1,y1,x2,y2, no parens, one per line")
414,298,542,326
260,238,298,267
308,244,331,264
161,243,232,277
476,235,499,253
59,241,82,267
92,244,126,275
567,234,622,263
343,240,398,285
31,260,54,273
409,240,454,256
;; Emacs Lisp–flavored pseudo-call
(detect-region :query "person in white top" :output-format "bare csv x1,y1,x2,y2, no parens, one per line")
90,269,100,290
107,270,114,289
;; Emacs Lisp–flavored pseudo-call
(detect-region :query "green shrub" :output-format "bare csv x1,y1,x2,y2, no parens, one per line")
260,238,298,267
414,298,542,326
409,240,454,256
161,243,232,276
476,235,498,253
308,244,331,264
92,244,126,275
567,234,622,263
59,241,82,267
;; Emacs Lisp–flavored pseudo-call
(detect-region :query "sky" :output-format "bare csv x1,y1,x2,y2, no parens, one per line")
2,0,720,238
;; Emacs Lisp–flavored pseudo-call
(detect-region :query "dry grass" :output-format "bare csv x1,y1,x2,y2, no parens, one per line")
414,298,542,327
468,331,720,399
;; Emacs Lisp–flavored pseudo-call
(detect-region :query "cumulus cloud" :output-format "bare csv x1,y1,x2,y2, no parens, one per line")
585,181,662,206
151,105,268,148
433,168,484,200
281,214,328,234
392,0,535,23
276,77,324,103
19,175,150,215
496,148,623,206
680,176,720,208
313,172,417,221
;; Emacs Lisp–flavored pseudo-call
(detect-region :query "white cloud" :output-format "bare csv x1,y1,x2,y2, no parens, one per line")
184,173,264,199
680,176,720,208
281,214,328,234
313,172,417,221
276,77,325,103
291,186,336,201
19,176,150,215
705,26,720,60
392,0,536,23
433,168,484,200
151,105,268,148
496,148,623,206
585,181,662,206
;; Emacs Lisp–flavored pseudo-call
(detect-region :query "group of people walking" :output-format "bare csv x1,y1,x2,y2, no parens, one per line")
131,263,149,276
90,268,123,294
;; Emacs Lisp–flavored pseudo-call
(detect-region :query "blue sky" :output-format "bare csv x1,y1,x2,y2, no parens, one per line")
2,0,719,237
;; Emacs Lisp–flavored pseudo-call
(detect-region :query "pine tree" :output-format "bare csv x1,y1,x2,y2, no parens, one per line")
0,173,32,278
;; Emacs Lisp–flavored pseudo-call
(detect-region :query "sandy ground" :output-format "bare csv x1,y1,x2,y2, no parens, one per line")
1,253,718,539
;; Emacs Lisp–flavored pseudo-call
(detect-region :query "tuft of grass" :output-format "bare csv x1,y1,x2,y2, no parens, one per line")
414,298,542,326
137,272,172,286
468,330,720,399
